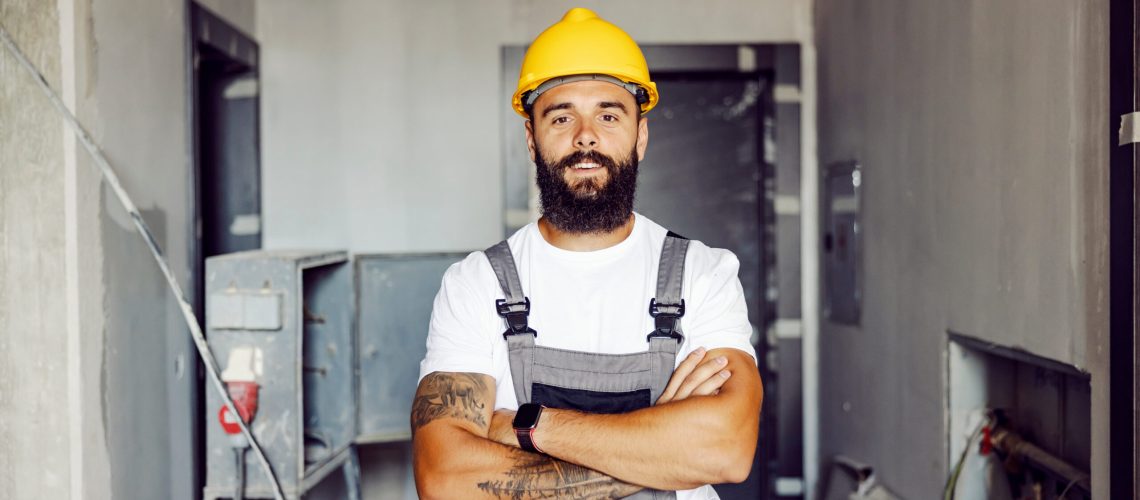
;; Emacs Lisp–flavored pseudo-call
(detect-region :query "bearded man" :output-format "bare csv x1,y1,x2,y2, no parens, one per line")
410,8,763,500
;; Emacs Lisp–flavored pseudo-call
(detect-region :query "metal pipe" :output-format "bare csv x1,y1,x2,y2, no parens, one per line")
991,427,1091,494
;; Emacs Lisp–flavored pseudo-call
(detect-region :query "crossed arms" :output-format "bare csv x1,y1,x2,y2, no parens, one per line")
411,347,763,499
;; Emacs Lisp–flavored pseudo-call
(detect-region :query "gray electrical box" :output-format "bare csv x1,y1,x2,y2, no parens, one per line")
203,250,357,499
202,249,467,498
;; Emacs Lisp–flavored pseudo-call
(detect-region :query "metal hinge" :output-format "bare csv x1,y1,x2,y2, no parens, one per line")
1119,111,1140,145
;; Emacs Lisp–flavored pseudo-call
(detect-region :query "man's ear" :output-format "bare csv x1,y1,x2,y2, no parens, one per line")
525,120,537,163
636,116,649,161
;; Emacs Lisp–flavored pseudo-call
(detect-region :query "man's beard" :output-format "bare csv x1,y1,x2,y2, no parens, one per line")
534,143,639,234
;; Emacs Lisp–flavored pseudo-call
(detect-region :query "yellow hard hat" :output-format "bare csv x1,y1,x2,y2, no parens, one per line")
512,8,658,118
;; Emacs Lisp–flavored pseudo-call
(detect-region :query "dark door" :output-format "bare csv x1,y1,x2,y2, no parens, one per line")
188,4,262,498
1109,0,1139,496
194,28,261,259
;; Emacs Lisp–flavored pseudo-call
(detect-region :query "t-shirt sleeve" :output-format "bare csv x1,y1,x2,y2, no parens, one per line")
681,245,758,365
418,254,499,382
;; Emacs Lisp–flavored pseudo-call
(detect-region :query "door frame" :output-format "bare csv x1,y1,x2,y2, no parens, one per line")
1109,0,1137,496
184,3,261,498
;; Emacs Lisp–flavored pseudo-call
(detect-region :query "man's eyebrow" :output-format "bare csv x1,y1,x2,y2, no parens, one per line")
540,102,574,118
598,101,629,114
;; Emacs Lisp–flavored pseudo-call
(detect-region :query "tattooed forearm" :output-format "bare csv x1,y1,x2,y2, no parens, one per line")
411,372,491,434
476,447,643,500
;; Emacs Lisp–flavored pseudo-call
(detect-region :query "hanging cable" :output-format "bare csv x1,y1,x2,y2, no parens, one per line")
943,412,992,500
0,23,286,500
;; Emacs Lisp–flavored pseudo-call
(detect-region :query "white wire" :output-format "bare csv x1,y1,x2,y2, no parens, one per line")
0,22,286,500
943,412,992,500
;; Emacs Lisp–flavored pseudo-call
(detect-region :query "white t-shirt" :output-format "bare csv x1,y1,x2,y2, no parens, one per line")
419,212,756,500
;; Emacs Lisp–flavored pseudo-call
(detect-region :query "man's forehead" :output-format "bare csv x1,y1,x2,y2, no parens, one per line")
533,80,638,114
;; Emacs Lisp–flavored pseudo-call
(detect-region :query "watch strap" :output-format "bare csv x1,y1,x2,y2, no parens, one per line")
515,427,543,454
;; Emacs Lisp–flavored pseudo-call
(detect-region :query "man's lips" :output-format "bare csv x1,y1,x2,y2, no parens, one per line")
570,162,602,170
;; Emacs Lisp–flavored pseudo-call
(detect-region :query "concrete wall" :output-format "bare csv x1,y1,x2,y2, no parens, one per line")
0,2,70,498
2,1,254,498
256,1,814,497
814,0,1110,497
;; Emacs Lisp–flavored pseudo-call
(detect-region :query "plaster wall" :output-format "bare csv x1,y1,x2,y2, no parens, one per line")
2,1,256,498
85,0,195,496
0,2,70,498
814,0,1109,497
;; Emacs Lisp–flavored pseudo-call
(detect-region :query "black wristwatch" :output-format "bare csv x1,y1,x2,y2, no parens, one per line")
513,403,546,454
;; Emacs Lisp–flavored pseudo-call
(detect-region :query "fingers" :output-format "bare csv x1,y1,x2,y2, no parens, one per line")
673,355,729,400
688,368,731,397
656,347,707,404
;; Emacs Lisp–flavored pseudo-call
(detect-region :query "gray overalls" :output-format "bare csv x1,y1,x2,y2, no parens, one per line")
484,232,692,500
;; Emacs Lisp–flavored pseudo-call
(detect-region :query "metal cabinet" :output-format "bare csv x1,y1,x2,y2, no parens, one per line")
203,250,466,498
203,250,357,499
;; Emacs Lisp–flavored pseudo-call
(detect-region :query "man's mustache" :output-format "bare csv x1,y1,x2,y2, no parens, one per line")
551,150,620,172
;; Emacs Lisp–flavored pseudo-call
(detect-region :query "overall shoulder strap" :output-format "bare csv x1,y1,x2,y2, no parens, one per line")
483,240,535,337
648,231,690,342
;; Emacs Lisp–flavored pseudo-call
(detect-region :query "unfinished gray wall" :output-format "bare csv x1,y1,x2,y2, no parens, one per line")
88,0,191,496
0,1,70,498
2,1,255,498
814,0,1110,497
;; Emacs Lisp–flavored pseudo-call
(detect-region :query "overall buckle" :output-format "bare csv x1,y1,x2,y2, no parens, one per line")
497,298,537,339
647,298,685,342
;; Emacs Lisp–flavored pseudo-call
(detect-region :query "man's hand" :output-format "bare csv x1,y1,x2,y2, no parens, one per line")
656,347,732,404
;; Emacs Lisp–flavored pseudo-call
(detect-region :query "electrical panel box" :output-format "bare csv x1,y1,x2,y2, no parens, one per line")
203,250,356,499
202,250,467,498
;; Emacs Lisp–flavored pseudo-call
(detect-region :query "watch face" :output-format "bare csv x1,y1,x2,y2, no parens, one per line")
514,403,543,429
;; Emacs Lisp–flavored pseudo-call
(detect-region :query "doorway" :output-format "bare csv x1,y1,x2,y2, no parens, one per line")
187,3,262,498
1108,0,1138,496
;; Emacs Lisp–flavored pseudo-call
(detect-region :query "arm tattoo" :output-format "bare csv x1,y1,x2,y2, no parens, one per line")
411,372,490,433
476,447,643,500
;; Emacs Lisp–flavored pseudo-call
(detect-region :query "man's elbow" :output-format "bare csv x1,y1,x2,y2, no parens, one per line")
413,450,462,500
683,432,756,486
715,451,755,484
707,417,759,484
413,430,470,500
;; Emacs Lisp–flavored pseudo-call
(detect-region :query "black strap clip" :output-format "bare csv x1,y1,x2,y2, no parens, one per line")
497,297,537,339
647,298,685,342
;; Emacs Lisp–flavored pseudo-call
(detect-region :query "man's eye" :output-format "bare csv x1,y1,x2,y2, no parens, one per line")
552,116,570,125
601,114,618,122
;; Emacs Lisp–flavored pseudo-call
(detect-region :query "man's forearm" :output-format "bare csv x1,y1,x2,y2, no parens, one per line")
415,423,643,499
411,371,643,499
532,349,763,490
475,441,644,499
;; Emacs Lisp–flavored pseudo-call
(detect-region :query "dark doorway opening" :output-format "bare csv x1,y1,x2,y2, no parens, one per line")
188,3,261,498
1109,0,1138,497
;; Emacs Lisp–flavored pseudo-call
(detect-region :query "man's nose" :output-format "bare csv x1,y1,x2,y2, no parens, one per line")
574,123,598,150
